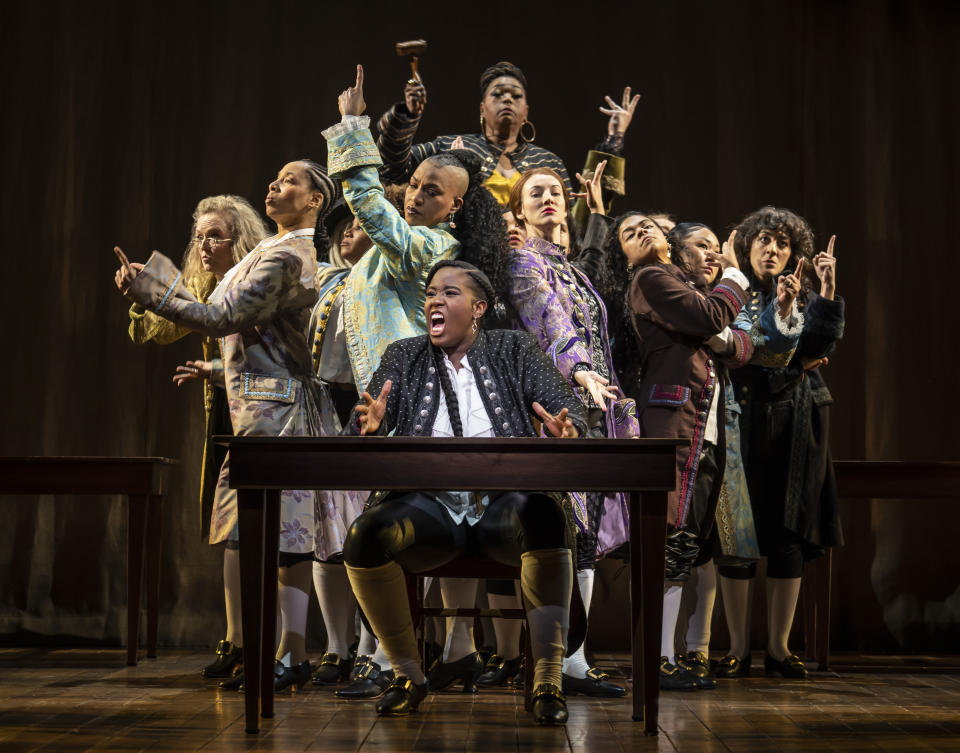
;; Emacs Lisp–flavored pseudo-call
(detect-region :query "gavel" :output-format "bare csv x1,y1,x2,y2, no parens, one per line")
396,39,427,81
396,39,427,114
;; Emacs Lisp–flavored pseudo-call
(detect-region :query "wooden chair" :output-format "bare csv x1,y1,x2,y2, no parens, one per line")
405,559,587,712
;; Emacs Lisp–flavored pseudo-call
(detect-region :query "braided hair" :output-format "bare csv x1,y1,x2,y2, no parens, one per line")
298,158,341,259
424,150,515,326
425,259,497,438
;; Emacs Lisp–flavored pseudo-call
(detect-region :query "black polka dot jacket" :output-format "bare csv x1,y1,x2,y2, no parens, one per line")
346,329,588,439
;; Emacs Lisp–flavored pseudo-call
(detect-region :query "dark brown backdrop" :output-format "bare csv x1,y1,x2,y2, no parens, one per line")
1,0,957,652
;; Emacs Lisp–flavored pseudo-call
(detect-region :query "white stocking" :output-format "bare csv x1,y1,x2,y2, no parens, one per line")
562,569,595,678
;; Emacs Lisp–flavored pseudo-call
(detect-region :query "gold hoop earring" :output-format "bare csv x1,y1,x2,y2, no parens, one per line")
479,115,486,134
520,119,537,142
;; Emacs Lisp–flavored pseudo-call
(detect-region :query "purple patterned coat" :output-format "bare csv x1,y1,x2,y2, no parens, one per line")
508,236,629,555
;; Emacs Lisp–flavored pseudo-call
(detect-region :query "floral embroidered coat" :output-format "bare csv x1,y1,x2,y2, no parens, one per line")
126,232,350,557
323,117,460,392
508,236,629,554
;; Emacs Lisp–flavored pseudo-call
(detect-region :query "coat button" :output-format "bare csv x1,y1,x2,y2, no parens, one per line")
739,400,747,407
424,396,431,403
741,386,748,393
415,424,423,432
502,422,510,431
484,379,492,387
495,406,503,415
425,382,433,389
480,366,488,373
489,393,497,400
420,409,428,417
429,367,436,374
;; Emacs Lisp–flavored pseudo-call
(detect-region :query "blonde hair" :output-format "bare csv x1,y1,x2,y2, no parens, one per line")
181,195,271,298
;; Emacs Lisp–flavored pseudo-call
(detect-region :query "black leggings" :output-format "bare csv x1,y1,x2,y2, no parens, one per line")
343,491,568,571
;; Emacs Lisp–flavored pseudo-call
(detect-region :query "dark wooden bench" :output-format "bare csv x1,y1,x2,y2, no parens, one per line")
802,460,960,669
220,435,683,735
0,456,176,665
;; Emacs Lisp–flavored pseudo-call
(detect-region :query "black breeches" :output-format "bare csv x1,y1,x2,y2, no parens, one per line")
717,538,803,580
343,491,568,571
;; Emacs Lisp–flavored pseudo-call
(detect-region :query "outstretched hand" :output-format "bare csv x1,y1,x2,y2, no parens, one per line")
173,360,213,387
356,379,392,436
812,234,837,299
113,246,143,296
573,369,618,412
600,86,641,136
573,159,607,215
339,64,366,117
532,402,578,438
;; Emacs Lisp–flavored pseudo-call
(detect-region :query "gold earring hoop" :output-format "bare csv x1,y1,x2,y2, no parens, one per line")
520,119,537,142
479,114,486,134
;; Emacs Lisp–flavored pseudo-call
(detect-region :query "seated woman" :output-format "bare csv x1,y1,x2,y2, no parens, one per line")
113,157,342,692
342,260,586,725
123,193,268,681
323,65,513,392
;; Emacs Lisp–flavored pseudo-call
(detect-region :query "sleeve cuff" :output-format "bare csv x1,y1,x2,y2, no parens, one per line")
322,114,371,141
722,267,750,290
774,300,804,338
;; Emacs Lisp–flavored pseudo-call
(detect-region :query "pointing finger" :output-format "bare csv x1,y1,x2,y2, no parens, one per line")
355,64,364,89
826,234,836,257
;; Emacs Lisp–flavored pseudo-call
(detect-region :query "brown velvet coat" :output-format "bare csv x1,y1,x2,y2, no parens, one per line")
630,263,749,528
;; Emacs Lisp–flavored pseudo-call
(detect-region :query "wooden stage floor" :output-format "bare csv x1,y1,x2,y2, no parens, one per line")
1,649,958,752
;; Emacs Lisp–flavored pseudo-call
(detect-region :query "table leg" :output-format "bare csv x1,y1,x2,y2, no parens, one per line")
126,495,148,666
639,491,666,736
629,491,644,723
817,549,833,670
238,488,265,734
261,490,280,719
145,494,162,659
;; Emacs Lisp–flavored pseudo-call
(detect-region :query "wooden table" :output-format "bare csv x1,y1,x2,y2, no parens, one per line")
222,435,682,735
802,460,960,669
0,456,176,666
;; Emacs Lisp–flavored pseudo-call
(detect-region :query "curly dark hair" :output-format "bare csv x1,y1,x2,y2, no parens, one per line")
424,150,515,327
732,206,816,295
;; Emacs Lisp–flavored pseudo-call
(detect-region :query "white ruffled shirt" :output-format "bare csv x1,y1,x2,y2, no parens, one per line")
432,354,494,525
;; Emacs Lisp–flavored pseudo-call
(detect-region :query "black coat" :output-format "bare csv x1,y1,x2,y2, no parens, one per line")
733,293,845,555
347,329,589,439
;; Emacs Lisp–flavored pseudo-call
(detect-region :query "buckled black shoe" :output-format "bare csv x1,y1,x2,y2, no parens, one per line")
714,653,752,678
562,667,627,697
202,640,243,678
659,657,698,690
676,651,717,689
427,651,483,693
312,652,350,685
275,659,312,691
477,654,523,687
375,676,428,716
531,683,568,725
335,656,394,699
218,666,243,690
764,652,808,679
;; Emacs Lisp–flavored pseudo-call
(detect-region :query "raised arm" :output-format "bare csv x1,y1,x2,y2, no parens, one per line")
375,75,443,185
325,66,454,282
124,247,313,337
632,265,748,339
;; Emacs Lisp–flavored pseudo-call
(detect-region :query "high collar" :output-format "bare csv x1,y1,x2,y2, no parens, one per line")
521,235,566,258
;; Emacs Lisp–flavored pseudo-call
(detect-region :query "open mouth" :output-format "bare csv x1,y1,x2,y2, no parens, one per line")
429,310,446,336
406,206,419,217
